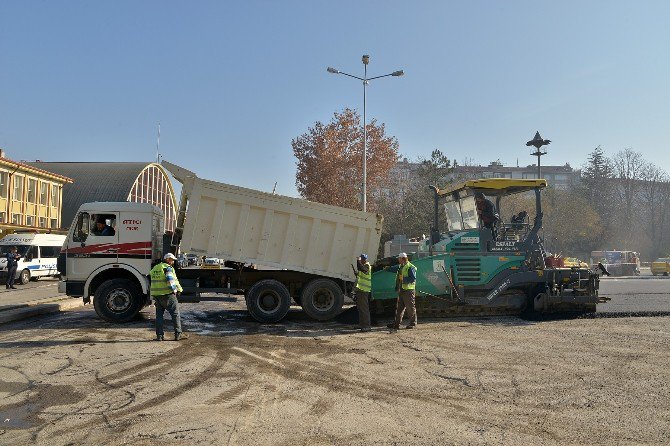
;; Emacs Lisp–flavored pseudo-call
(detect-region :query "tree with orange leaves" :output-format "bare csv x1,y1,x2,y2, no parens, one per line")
292,108,399,211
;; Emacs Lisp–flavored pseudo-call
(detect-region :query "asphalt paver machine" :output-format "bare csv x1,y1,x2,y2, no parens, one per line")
371,179,605,317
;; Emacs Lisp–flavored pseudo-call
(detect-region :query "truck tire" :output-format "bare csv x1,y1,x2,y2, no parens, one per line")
19,269,30,285
93,278,143,323
300,279,344,321
246,279,291,323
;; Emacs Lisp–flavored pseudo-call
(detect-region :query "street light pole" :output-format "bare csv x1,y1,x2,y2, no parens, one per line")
327,55,403,212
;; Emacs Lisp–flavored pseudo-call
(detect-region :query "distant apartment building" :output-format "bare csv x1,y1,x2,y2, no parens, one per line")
391,158,581,190
0,149,73,237
449,161,581,190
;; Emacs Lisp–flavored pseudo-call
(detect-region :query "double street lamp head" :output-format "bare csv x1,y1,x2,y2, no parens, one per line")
325,55,404,212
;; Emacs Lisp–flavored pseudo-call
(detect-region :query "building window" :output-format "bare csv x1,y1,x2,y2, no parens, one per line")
51,184,60,207
26,215,35,226
50,218,58,229
0,171,7,198
27,179,37,203
12,214,22,225
522,173,538,179
40,182,48,205
39,217,47,228
12,175,24,200
0,212,5,223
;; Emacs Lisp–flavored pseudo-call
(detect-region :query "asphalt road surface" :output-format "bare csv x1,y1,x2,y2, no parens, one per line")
598,275,670,313
0,278,62,310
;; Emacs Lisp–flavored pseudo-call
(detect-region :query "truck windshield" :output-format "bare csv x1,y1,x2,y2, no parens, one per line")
0,245,30,256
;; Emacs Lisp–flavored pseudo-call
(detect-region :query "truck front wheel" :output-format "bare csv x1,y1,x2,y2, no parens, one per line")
93,278,143,323
300,279,344,321
246,279,291,323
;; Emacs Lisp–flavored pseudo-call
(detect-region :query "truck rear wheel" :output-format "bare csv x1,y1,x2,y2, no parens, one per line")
246,279,291,323
300,279,344,321
93,278,143,323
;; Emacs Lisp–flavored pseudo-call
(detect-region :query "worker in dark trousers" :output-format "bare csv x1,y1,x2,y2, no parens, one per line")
5,246,21,289
386,252,418,330
150,253,188,341
355,253,372,332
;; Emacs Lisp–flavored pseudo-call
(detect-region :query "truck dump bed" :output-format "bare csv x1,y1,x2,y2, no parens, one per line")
162,161,383,282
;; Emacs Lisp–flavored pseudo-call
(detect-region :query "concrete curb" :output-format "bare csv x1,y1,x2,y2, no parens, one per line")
0,298,86,325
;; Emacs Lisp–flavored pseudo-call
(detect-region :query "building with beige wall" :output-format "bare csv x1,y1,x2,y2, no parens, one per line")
0,149,73,237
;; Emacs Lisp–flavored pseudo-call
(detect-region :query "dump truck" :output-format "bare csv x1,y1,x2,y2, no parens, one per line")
57,161,382,323
589,250,640,276
369,179,605,317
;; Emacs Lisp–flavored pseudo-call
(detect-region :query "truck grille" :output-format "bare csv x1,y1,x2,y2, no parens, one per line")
455,257,481,282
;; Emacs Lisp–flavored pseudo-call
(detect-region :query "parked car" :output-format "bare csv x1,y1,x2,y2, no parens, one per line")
651,257,670,276
185,253,201,266
177,254,188,268
202,257,221,269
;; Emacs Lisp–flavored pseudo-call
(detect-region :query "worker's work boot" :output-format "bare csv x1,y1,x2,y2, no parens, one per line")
174,332,189,341
155,335,164,341
386,323,399,330
405,324,416,329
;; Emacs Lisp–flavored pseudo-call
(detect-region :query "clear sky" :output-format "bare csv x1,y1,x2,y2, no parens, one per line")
1,1,669,196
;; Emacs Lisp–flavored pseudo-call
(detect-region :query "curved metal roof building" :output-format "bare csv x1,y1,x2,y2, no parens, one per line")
26,162,177,232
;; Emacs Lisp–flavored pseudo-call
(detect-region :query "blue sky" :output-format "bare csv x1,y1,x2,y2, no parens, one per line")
1,1,669,196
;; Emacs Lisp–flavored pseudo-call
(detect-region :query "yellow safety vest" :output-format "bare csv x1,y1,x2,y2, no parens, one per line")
150,262,183,297
397,261,417,291
355,262,372,292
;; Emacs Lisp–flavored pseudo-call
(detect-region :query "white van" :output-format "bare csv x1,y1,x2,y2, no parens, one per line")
0,233,67,285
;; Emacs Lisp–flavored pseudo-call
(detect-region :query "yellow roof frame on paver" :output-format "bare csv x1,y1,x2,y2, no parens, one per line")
437,178,547,197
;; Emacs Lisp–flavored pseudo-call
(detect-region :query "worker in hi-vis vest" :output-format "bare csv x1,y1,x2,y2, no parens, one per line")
150,253,187,341
355,253,372,332
385,252,418,330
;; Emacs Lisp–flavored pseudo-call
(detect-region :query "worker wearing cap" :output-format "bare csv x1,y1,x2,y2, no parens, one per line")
355,253,372,332
386,252,418,330
150,253,187,341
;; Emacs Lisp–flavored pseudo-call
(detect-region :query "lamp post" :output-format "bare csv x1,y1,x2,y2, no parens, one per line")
525,131,551,179
327,55,404,212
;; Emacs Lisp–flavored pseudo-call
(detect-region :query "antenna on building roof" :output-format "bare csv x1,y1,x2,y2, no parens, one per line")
516,158,519,167
156,122,161,164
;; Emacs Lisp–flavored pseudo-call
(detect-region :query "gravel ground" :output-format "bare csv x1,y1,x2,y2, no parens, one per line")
1,301,669,446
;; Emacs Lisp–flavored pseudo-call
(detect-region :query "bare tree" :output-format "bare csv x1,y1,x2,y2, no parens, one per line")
610,149,648,241
640,163,670,259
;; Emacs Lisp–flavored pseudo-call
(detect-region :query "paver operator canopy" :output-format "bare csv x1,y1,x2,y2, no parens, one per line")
430,178,547,241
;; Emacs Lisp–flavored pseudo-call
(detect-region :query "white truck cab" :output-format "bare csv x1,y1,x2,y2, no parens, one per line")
58,202,164,321
0,233,67,284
